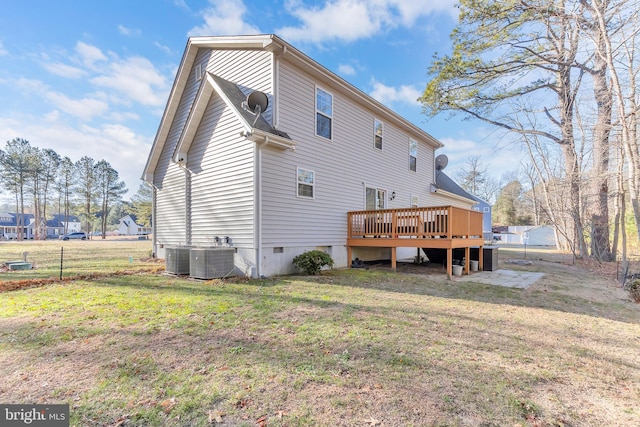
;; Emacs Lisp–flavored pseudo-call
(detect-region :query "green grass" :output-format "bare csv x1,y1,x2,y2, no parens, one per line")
0,239,157,281
1,265,639,426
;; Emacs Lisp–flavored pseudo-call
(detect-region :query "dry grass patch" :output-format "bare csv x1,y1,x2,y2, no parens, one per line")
0,256,638,426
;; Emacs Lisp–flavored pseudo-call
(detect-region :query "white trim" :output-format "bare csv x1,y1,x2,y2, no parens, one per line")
409,138,417,172
373,118,383,151
296,166,315,199
315,85,333,141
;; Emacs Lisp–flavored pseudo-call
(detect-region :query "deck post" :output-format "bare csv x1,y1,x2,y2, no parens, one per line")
446,248,452,279
391,247,397,271
478,245,483,271
347,246,352,268
464,246,470,275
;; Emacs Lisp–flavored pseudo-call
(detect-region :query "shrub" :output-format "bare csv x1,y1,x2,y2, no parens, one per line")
292,250,334,275
629,280,640,303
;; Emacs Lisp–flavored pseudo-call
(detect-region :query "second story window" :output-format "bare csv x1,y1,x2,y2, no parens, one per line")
374,119,383,150
316,87,333,140
409,139,417,172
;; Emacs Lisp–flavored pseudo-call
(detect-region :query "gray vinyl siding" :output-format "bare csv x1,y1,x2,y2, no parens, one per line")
208,49,273,123
259,60,441,246
188,93,255,247
153,51,212,246
152,48,271,250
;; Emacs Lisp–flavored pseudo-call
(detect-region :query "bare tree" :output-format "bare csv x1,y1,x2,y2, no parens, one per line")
455,155,500,204
421,0,589,256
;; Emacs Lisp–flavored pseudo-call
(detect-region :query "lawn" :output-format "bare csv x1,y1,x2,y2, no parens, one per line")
0,245,638,426
0,239,158,282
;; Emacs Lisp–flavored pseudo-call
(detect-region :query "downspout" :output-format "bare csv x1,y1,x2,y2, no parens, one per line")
255,138,269,278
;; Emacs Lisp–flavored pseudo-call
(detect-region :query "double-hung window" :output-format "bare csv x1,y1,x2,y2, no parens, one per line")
316,87,333,139
374,119,383,150
409,139,417,172
297,167,315,198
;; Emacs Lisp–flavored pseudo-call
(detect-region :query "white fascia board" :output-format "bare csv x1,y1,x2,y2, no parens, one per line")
142,41,199,180
188,34,283,52
173,77,215,164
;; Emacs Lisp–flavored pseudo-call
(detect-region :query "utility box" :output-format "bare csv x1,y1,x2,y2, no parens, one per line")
483,246,499,271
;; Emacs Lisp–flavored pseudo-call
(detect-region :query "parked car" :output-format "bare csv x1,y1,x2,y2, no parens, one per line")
59,232,87,240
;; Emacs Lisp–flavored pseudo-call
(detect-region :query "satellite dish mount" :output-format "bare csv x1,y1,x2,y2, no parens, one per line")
242,91,269,127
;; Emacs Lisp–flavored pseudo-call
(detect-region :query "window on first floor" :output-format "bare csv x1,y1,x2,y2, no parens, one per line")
366,187,386,210
411,195,418,208
297,167,315,198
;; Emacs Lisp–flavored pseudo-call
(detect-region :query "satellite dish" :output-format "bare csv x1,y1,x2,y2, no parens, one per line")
246,91,269,115
435,154,449,171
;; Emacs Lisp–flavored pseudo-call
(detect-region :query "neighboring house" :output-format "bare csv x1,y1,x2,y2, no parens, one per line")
0,213,79,239
45,214,81,238
143,34,484,278
118,215,152,235
494,225,557,247
0,213,33,239
470,195,492,241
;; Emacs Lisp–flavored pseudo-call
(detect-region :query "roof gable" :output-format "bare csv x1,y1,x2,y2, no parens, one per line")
144,34,443,182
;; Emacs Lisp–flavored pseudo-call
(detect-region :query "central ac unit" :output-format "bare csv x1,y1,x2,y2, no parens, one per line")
190,247,235,279
165,246,191,275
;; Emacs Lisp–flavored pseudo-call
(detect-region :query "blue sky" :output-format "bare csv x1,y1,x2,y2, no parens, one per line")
0,0,516,199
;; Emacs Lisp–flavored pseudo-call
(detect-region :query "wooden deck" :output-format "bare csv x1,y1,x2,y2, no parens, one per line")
347,206,484,278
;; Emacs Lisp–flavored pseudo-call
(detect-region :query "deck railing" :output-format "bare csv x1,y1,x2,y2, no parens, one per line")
348,206,483,240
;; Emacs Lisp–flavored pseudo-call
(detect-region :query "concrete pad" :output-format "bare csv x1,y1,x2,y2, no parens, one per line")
453,269,544,289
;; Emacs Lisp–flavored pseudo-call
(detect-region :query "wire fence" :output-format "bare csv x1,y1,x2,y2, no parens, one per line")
0,239,159,282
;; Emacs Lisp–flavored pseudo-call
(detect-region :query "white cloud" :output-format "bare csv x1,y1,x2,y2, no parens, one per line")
45,92,109,120
188,0,260,36
278,0,456,44
0,41,8,56
369,79,421,106
118,25,141,37
338,64,356,76
91,56,168,107
154,42,172,54
0,116,150,196
43,62,87,79
75,41,108,68
279,0,382,43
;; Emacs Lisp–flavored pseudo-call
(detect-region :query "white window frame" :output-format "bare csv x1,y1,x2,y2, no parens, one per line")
409,138,417,172
365,186,387,210
296,167,315,199
411,195,418,208
483,206,491,213
315,86,333,140
195,63,203,81
374,119,383,150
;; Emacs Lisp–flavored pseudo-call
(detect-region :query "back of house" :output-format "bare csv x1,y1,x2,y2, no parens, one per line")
144,34,476,277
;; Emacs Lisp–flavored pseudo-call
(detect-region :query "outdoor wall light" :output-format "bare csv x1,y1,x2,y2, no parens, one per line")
389,191,396,201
